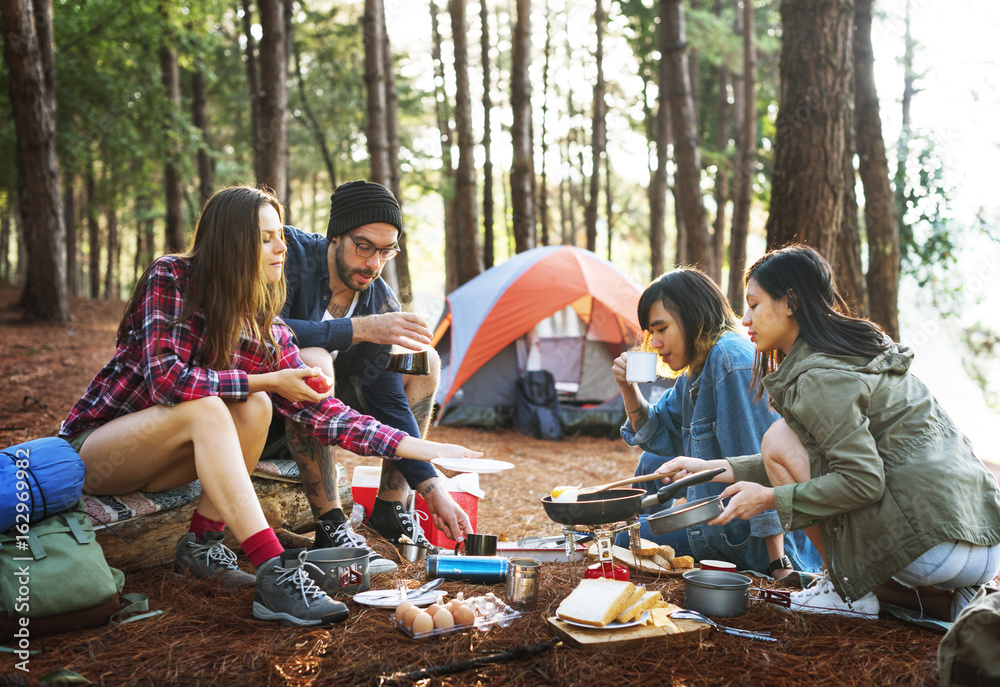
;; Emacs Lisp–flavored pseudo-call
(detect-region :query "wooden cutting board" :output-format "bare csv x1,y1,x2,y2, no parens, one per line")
546,608,711,649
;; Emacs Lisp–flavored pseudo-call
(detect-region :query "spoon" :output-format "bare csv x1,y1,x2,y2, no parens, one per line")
671,609,777,642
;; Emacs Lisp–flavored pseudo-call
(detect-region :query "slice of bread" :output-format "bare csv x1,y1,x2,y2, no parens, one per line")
657,545,676,560
669,555,694,570
556,578,638,627
615,590,662,624
650,554,673,571
637,538,660,556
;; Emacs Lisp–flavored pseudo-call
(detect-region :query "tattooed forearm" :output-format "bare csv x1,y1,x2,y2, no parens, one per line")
417,480,438,498
285,419,340,517
626,402,649,432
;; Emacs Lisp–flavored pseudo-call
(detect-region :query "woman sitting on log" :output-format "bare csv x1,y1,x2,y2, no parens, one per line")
658,245,1000,620
60,185,482,628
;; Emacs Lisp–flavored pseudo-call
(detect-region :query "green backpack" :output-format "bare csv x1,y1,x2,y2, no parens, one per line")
938,586,1000,687
0,500,151,639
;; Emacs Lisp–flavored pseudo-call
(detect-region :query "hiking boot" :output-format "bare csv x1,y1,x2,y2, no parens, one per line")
366,497,438,553
252,549,350,627
784,573,879,619
313,519,398,575
174,531,256,589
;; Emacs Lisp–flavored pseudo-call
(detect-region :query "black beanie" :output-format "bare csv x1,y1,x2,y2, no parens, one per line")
326,180,403,240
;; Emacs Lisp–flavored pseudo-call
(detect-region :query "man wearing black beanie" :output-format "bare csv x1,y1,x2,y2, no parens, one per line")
269,180,474,571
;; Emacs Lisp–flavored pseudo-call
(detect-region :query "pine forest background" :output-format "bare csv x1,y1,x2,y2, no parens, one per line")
2,0,999,461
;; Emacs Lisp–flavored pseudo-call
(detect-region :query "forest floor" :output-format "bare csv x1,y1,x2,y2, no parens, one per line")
0,283,987,686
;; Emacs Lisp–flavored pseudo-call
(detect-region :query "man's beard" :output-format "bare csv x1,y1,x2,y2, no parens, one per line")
335,244,379,291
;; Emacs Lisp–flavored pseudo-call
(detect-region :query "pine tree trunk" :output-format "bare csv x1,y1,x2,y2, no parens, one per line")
650,68,668,279
709,0,729,285
585,0,606,254
159,38,185,254
64,175,77,297
894,0,915,288
481,0,495,265
854,0,899,340
257,0,288,205
538,2,552,246
431,0,458,291
3,0,68,320
837,137,867,316
292,41,336,186
382,14,407,302
661,0,711,273
105,204,119,300
764,0,852,259
727,0,755,309
86,159,100,299
241,0,264,183
191,66,215,207
0,213,9,284
449,0,483,285
511,0,535,253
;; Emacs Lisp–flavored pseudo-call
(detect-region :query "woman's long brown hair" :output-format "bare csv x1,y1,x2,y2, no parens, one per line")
119,186,286,370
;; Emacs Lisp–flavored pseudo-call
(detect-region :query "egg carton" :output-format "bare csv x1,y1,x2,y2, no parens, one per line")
391,594,522,640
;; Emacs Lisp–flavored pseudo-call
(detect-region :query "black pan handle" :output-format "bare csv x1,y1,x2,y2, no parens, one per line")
640,466,726,509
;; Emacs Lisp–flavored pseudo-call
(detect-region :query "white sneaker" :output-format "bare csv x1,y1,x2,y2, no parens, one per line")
785,574,879,619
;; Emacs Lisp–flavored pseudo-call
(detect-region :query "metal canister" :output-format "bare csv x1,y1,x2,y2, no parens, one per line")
426,555,507,583
505,558,541,610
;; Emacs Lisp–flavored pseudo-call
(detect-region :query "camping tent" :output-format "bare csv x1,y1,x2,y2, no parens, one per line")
431,246,645,429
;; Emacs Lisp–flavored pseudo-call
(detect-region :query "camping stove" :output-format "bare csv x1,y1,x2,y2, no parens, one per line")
562,519,641,581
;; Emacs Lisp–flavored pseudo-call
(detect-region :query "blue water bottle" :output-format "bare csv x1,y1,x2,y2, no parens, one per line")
426,555,508,583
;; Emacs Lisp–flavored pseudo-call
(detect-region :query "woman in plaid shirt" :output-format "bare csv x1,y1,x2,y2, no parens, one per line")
60,186,482,627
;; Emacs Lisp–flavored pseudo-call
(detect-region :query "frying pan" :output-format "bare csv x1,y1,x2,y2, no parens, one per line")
647,495,726,535
541,468,726,527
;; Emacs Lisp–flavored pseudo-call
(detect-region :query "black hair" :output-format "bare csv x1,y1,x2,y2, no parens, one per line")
745,244,891,393
637,267,739,377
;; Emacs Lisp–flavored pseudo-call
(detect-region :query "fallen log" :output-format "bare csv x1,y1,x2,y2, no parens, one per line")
95,470,353,572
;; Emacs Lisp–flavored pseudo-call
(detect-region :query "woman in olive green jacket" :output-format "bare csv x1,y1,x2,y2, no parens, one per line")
660,245,1000,621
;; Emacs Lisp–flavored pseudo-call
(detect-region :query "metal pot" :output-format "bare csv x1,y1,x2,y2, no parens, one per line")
541,468,726,527
647,494,725,535
682,569,752,617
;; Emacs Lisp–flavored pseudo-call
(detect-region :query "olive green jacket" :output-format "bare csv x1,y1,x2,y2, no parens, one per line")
729,338,1000,601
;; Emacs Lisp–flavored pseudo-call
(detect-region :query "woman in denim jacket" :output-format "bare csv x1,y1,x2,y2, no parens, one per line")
613,268,821,577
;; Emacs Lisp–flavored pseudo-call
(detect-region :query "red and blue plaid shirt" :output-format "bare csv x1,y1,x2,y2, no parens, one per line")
60,256,406,457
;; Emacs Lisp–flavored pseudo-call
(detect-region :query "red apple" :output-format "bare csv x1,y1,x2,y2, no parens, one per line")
305,373,333,394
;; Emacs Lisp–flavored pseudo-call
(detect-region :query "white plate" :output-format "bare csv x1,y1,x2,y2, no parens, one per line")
431,457,515,474
352,590,441,609
559,610,651,630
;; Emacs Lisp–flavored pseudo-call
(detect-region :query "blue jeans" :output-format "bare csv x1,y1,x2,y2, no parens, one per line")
894,540,1000,589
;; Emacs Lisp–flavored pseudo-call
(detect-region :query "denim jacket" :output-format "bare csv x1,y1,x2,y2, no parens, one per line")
279,225,435,487
620,331,822,574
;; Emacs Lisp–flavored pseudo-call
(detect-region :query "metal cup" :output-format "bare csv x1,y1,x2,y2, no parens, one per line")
505,557,542,610
455,533,498,556
400,542,428,562
305,547,371,595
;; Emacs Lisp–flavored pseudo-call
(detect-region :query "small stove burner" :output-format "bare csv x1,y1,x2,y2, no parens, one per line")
562,519,641,580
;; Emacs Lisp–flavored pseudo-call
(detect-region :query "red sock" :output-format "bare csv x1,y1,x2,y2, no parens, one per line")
188,509,226,539
243,528,284,568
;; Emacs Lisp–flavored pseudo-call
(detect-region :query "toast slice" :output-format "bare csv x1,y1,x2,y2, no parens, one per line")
657,545,676,560
669,555,695,570
615,590,662,624
637,538,660,556
556,578,638,627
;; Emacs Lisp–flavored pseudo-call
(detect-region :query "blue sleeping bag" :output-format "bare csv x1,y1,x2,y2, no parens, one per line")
2,437,86,533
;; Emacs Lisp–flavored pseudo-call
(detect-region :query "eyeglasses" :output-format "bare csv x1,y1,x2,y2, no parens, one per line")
345,233,400,261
